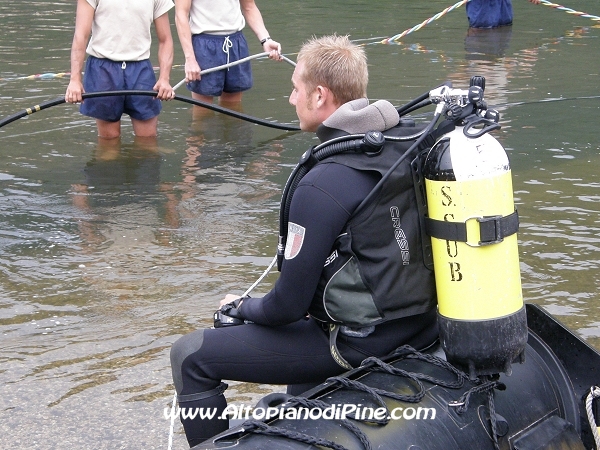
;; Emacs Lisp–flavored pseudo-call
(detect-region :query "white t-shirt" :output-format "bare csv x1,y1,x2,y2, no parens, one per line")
189,0,245,35
86,0,174,61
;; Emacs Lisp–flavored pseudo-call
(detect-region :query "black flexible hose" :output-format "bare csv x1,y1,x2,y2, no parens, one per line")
0,90,301,131
278,137,365,259
395,81,451,117
276,137,367,270
354,110,441,213
396,91,431,116
275,119,439,271
398,99,433,117
310,127,428,154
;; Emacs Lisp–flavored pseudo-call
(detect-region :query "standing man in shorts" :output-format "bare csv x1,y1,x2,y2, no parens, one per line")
174,0,282,108
65,0,176,139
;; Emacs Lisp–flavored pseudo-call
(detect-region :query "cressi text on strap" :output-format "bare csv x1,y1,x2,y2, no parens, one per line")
328,324,354,370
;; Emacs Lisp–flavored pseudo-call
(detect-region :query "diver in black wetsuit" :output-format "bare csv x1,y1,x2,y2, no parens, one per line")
170,34,438,447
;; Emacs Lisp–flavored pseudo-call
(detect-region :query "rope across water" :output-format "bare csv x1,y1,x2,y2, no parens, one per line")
381,0,469,45
370,0,600,45
537,0,600,21
3,0,597,83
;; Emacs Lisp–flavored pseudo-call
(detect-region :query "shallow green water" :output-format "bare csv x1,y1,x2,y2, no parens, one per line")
0,0,599,448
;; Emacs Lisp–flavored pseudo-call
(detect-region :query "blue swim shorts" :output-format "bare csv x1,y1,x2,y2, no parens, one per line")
81,56,161,122
188,30,253,97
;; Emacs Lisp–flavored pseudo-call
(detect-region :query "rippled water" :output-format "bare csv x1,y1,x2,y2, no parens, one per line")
1,0,599,448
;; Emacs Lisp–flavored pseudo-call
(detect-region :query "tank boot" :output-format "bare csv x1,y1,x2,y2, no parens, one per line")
177,382,229,447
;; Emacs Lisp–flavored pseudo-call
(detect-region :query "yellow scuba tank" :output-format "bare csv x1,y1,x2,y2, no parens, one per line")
422,88,527,379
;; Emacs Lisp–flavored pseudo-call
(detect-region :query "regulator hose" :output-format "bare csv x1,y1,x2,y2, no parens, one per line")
276,131,387,271
355,110,442,213
396,82,451,117
276,110,446,269
0,90,301,131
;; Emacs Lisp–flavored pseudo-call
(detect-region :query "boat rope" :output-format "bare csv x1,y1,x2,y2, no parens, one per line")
386,345,469,387
0,90,300,131
202,344,534,450
338,362,426,409
285,397,378,442
325,376,397,425
537,0,600,22
281,396,374,448
241,343,471,450
488,385,501,450
449,377,506,450
362,351,467,390
238,419,355,450
448,377,505,414
586,386,600,448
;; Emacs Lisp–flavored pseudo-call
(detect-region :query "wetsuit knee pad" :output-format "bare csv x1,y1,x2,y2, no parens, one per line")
170,329,207,393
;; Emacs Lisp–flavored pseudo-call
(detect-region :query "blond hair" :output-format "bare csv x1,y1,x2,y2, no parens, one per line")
297,35,368,105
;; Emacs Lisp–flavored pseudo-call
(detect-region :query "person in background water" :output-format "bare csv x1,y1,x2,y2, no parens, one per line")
467,0,540,28
169,34,438,447
174,0,282,108
65,0,175,139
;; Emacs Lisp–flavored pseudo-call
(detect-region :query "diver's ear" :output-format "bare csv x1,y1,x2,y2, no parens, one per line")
315,85,332,109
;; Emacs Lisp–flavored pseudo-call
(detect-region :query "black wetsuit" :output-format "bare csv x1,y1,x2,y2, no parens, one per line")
170,101,438,447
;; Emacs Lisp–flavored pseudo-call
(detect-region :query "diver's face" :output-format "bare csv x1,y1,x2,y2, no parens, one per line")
289,61,320,132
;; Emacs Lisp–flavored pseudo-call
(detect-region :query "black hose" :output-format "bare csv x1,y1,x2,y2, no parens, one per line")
398,99,433,117
276,111,443,270
0,90,301,131
276,137,367,270
277,133,384,266
354,110,441,213
395,81,451,117
311,128,427,154
396,91,431,116
278,137,364,253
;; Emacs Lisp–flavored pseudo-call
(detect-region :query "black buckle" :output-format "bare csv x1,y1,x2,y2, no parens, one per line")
477,215,503,246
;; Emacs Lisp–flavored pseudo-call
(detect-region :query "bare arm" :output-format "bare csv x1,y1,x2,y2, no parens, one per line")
153,12,175,100
65,0,94,103
240,0,281,60
174,0,202,81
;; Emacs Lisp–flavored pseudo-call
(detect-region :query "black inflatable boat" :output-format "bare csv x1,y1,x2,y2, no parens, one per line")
192,304,599,450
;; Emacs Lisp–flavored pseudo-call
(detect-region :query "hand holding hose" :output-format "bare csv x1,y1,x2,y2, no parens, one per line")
65,79,84,104
153,78,175,101
261,37,282,61
219,293,244,308
183,56,202,83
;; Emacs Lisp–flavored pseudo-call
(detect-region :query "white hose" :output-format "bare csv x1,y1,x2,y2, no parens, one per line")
173,51,296,91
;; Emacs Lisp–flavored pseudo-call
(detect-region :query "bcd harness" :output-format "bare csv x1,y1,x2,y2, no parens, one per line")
279,120,445,370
